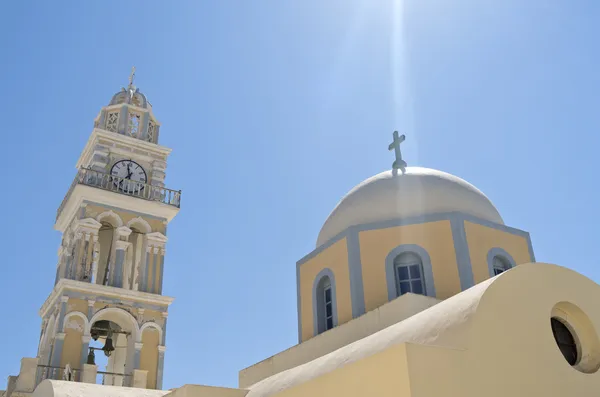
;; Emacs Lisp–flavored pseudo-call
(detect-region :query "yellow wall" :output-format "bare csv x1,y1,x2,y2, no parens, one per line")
60,317,84,369
464,221,532,284
271,343,411,397
299,238,352,342
359,221,460,311
68,298,88,315
140,328,159,389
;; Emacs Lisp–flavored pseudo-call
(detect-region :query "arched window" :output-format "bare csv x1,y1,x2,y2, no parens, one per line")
486,248,517,278
394,252,425,296
492,255,511,275
313,269,337,336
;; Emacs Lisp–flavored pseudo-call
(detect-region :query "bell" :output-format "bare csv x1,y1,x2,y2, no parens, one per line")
102,333,115,357
86,348,95,365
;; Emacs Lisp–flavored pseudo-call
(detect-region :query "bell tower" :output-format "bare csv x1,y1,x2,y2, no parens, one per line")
22,69,180,392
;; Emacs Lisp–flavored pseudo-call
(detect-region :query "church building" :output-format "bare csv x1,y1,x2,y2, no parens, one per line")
3,73,600,397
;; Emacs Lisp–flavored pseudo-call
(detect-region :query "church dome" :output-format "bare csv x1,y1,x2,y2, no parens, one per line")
317,167,503,247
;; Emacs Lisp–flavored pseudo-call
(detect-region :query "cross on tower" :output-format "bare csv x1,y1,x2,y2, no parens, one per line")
128,66,136,87
388,131,407,170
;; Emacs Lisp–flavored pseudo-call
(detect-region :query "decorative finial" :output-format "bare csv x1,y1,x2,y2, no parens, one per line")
128,66,136,88
388,131,407,171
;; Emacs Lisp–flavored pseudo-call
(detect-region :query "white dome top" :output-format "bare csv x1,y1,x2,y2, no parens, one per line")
317,167,503,247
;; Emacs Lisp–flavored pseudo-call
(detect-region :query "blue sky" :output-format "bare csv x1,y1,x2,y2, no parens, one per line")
0,0,598,391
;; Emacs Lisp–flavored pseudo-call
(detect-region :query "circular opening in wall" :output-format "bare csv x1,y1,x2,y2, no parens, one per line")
550,317,578,366
550,302,600,374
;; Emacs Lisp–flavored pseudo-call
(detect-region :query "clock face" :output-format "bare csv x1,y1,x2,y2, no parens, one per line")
110,160,147,194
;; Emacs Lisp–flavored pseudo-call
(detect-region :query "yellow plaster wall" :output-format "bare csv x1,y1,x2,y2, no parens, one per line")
464,221,532,284
270,343,411,397
299,238,352,342
359,221,459,311
140,328,159,389
60,319,84,369
68,299,88,315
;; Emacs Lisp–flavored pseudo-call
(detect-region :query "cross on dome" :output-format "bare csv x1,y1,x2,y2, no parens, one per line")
127,66,136,93
388,130,407,171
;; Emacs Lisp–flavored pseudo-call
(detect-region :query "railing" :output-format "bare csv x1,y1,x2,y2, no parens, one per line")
57,167,181,220
36,365,131,387
98,370,132,387
36,365,81,384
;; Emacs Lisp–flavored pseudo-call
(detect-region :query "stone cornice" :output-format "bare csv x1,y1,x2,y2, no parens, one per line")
76,128,172,170
39,279,174,318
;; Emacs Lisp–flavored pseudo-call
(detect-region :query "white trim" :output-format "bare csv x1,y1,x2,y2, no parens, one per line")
146,232,168,244
55,185,179,233
126,217,152,233
75,128,172,170
139,321,163,343
62,311,90,333
116,225,133,238
39,279,174,318
96,210,124,228
88,307,141,337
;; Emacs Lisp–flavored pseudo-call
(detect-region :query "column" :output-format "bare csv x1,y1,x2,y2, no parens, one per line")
80,233,91,281
90,235,99,284
140,245,152,292
113,240,131,288
151,247,159,293
151,160,167,188
55,296,69,335
81,364,97,384
64,247,73,281
132,369,148,389
134,342,143,370
87,300,95,320
54,246,65,285
161,312,168,346
50,333,66,375
80,335,91,369
156,346,166,390
71,232,83,280
157,247,165,295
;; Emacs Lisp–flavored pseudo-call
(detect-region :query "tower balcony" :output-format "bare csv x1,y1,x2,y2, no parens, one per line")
56,168,181,231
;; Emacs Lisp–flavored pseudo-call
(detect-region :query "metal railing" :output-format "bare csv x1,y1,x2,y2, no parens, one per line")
57,167,181,220
36,365,80,384
98,370,132,387
36,365,132,387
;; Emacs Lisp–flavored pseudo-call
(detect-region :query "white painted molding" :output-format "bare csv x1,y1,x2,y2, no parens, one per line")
39,279,175,319
146,232,168,244
115,240,132,251
139,321,163,343
157,345,166,353
55,333,66,340
62,311,89,333
55,185,179,233
126,217,152,233
135,342,144,350
161,312,168,318
81,335,92,344
95,210,124,228
88,307,141,338
60,296,69,303
76,128,171,170
116,225,133,238
87,300,96,307
74,218,102,233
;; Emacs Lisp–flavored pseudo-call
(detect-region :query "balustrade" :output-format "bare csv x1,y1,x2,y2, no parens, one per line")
57,168,181,220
